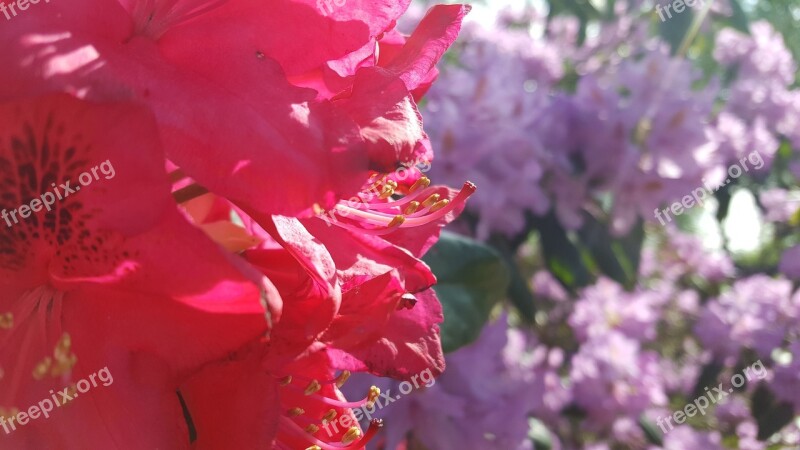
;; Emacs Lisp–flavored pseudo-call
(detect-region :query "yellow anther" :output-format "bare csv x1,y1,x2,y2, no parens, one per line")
366,386,380,408
385,180,398,189
32,357,53,380
429,199,450,212
0,313,13,330
379,185,395,200
50,333,77,377
404,201,420,215
387,215,405,228
50,353,77,377
409,176,431,192
305,424,320,434
335,370,351,388
421,194,441,208
342,426,362,445
279,375,293,386
304,379,321,396
322,409,338,422
305,446,322,450
288,407,305,417
54,333,72,359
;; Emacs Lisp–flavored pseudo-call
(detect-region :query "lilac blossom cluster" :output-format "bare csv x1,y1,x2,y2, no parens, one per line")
424,3,797,238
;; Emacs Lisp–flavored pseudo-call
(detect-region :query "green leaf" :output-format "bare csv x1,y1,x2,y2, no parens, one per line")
751,384,795,440
639,415,664,446
658,5,695,54
532,213,592,289
528,417,554,450
725,0,750,33
423,232,510,353
691,361,724,399
488,236,536,324
578,217,644,288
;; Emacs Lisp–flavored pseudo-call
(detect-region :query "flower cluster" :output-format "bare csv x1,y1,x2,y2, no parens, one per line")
424,1,798,238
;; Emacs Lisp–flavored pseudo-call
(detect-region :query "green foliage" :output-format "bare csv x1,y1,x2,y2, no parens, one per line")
423,232,510,353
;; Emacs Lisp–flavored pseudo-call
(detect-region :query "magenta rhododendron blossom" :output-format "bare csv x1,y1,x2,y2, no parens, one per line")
173,188,465,448
0,0,468,220
0,94,277,449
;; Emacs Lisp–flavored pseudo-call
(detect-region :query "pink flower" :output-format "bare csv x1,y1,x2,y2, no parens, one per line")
0,0,469,221
0,94,276,449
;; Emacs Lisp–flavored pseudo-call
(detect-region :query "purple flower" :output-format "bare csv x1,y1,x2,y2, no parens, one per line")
531,270,569,302
760,188,799,223
657,427,725,450
569,331,667,429
342,317,568,450
709,112,779,170
568,47,720,234
423,21,562,239
695,275,799,360
640,227,735,282
779,244,800,280
714,21,798,156
771,342,800,409
569,277,664,343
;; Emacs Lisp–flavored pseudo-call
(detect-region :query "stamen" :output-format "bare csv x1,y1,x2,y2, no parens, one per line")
429,199,450,212
366,386,380,409
322,409,337,422
421,194,441,208
387,215,405,228
304,380,322,396
0,313,13,330
32,357,52,380
409,176,431,192
288,407,305,417
322,182,476,235
335,371,351,388
362,186,440,211
289,371,351,387
341,427,361,445
378,185,395,200
361,419,385,443
298,386,380,410
404,201,420,215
